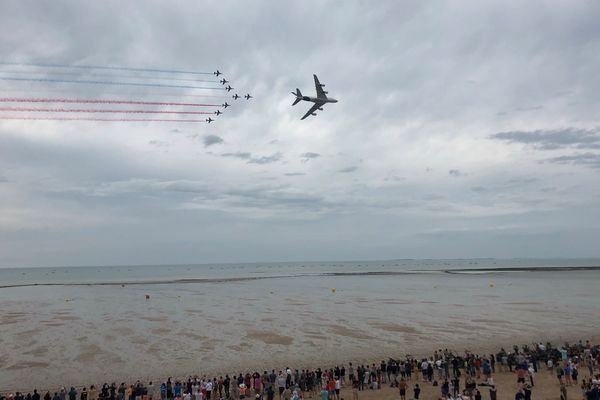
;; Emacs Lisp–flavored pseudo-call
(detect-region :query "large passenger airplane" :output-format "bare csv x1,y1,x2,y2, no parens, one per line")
291,74,338,120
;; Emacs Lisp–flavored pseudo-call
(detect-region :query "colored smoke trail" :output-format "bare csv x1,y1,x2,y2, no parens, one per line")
0,77,225,90
0,107,214,115
0,70,219,83
0,116,207,123
0,98,221,107
0,90,229,98
0,62,213,75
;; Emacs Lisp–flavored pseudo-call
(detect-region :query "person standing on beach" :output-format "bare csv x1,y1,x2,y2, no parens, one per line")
420,360,428,382
413,384,420,400
397,378,407,400
277,373,286,399
224,376,231,399
523,385,532,400
205,379,212,400
451,377,459,398
265,386,274,400
489,385,497,400
318,387,328,400
147,383,153,400
253,373,262,395
560,382,567,400
515,388,525,400
347,363,354,387
389,362,397,387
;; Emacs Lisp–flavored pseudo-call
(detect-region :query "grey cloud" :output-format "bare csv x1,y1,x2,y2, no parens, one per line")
223,186,329,212
491,128,600,150
545,152,600,168
148,140,170,147
449,169,465,177
220,151,282,165
284,172,306,177
247,152,282,165
514,105,544,112
0,174,8,183
203,134,224,147
300,152,321,162
384,175,404,182
3,1,600,267
338,166,358,173
221,152,252,160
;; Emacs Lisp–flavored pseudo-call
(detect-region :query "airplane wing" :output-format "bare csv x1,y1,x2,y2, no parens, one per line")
300,101,325,120
313,74,327,99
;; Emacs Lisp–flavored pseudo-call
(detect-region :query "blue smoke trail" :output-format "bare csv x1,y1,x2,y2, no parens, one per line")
0,69,219,83
0,77,226,90
0,62,213,75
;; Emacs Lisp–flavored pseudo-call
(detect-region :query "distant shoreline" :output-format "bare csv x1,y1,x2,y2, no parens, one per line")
1,266,599,289
443,265,600,273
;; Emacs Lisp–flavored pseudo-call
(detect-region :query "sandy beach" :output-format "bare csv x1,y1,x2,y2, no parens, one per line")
1,263,599,391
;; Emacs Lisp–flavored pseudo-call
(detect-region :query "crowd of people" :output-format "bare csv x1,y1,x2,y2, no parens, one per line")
2,340,599,400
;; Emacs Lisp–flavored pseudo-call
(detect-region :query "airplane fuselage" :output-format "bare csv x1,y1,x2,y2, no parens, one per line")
302,96,338,104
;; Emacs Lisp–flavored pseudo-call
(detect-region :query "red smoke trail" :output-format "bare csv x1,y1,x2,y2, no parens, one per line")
0,116,207,122
0,107,214,115
0,77,224,90
0,98,221,107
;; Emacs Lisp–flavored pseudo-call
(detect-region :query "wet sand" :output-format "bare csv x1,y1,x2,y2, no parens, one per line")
1,268,599,390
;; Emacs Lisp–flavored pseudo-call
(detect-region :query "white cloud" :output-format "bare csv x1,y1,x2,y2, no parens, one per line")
1,0,600,266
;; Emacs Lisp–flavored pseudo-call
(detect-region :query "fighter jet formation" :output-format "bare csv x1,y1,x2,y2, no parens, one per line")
0,62,343,125
291,75,337,120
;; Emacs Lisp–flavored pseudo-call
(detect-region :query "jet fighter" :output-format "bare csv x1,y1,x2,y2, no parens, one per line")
220,78,228,85
214,70,222,76
206,117,214,123
232,94,240,100
244,94,253,100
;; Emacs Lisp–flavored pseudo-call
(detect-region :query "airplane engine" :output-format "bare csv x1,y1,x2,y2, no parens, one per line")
318,108,323,111
311,113,317,116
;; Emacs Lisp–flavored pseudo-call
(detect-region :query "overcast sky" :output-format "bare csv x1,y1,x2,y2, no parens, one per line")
1,1,599,268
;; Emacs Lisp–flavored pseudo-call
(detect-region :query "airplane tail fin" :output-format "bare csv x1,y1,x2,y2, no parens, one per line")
292,88,302,106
